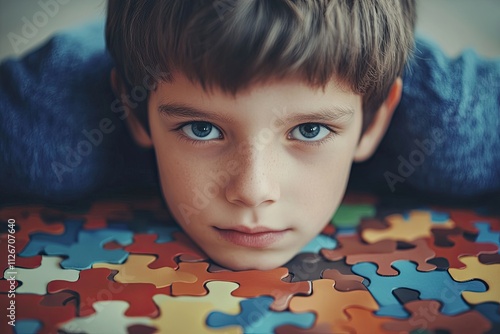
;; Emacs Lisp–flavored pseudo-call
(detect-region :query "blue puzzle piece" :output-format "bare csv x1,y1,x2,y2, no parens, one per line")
401,209,449,223
44,228,133,270
15,319,42,334
206,296,315,333
146,226,180,243
20,219,84,257
473,302,500,323
299,234,337,253
475,222,500,253
352,260,487,318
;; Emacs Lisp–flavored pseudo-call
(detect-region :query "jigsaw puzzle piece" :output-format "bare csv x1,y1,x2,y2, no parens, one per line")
0,293,77,334
448,209,500,234
81,201,134,229
124,232,207,269
286,279,378,333
426,233,498,269
362,210,455,243
283,252,367,289
321,234,397,261
207,296,315,333
145,226,180,243
44,228,133,270
449,256,500,304
382,300,492,334
0,235,41,273
59,301,152,334
344,238,436,275
14,320,42,334
93,254,197,287
480,253,500,264
352,260,487,317
8,212,64,246
4,256,79,294
152,281,243,334
47,267,170,317
476,222,500,253
473,302,500,323
19,219,84,257
331,203,376,228
334,307,395,334
172,262,311,311
298,234,336,253
321,269,366,291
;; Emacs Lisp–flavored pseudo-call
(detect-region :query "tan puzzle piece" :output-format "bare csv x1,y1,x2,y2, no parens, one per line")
449,256,500,304
288,279,378,333
93,254,196,287
4,256,79,294
362,210,455,243
59,300,151,333
152,281,243,334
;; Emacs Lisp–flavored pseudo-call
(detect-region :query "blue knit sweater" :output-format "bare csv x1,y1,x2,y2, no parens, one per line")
1,20,499,203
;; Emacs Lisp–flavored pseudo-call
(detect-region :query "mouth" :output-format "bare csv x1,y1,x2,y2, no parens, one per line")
213,226,291,248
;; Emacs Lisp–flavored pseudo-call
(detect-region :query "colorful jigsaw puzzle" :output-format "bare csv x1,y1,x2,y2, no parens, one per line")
1,193,499,333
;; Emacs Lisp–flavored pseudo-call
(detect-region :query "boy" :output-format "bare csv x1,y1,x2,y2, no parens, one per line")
105,0,416,270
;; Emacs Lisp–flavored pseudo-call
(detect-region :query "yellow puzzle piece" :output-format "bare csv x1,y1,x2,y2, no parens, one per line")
449,256,500,304
93,254,196,287
152,281,243,334
362,210,455,243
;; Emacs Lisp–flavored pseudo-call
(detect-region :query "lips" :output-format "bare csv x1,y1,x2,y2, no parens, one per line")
214,226,290,248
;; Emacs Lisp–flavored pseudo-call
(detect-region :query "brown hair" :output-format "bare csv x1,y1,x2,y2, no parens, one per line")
106,0,416,130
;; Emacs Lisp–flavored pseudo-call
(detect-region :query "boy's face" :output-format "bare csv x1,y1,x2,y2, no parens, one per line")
141,74,365,270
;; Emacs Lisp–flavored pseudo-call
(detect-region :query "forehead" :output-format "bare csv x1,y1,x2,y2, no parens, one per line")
151,73,361,120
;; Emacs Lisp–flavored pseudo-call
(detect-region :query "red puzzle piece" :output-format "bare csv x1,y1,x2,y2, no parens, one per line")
426,234,498,269
47,267,170,317
125,232,207,269
446,209,500,234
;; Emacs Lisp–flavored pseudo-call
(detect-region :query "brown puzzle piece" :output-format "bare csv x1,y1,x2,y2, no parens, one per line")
284,279,379,333
47,267,171,317
321,269,366,291
383,300,491,333
321,234,397,261
172,262,311,311
343,238,437,275
335,307,395,334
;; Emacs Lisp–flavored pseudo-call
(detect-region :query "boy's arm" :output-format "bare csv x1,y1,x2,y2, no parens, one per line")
0,21,156,203
351,36,500,198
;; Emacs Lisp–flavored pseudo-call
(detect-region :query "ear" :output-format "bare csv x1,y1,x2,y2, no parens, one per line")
353,77,402,162
110,68,153,148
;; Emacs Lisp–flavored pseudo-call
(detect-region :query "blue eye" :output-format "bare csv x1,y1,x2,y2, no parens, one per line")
290,123,331,141
181,121,222,140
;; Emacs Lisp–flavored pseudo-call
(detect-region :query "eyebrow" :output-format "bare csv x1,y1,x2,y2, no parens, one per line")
158,103,354,124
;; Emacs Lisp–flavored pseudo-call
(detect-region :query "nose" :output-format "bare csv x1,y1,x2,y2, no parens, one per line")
225,146,280,208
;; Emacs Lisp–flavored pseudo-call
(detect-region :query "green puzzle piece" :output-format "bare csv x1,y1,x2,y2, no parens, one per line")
331,204,376,228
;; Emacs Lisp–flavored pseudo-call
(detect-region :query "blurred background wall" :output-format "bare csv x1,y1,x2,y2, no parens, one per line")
0,0,499,61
